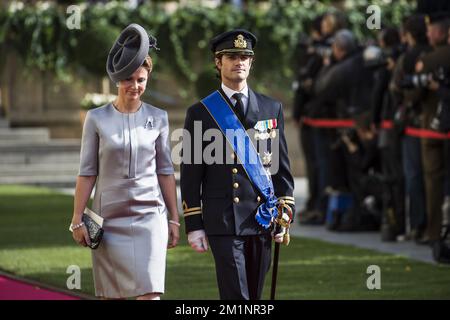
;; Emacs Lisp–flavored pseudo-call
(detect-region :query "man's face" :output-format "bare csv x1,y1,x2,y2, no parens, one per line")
332,43,345,61
215,54,253,84
427,23,447,47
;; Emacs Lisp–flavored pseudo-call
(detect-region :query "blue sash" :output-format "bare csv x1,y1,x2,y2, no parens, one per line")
201,90,278,229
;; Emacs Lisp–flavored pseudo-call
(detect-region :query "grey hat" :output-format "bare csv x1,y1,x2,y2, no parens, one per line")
106,23,158,83
333,29,357,53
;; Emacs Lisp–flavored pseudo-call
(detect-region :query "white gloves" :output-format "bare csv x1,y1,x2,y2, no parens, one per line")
187,229,209,253
273,229,285,243
273,212,291,244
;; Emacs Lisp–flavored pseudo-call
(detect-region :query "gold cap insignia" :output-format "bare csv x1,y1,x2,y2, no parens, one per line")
234,35,247,49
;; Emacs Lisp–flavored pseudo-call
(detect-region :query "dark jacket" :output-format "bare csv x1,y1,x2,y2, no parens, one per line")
310,48,374,118
390,44,432,128
292,40,324,121
420,44,450,130
181,88,295,236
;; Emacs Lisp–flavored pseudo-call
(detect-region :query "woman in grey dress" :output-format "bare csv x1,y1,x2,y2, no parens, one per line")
70,24,180,300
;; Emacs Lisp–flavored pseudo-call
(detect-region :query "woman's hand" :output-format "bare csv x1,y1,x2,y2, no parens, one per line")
167,221,180,249
72,223,91,247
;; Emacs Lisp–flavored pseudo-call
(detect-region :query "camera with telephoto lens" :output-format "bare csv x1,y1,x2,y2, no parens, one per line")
363,46,400,69
399,73,432,89
306,37,334,60
399,66,450,90
429,67,450,131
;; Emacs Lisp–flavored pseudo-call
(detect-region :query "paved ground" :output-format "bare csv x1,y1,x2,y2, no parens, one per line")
290,178,437,265
58,177,439,265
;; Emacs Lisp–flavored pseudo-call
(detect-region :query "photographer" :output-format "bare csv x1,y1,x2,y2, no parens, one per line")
391,14,432,242
338,112,382,231
312,29,375,230
416,12,450,244
367,27,406,241
293,15,325,224
296,12,347,225
427,39,450,244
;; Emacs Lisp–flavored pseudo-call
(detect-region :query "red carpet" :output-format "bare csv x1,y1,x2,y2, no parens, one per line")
0,275,80,300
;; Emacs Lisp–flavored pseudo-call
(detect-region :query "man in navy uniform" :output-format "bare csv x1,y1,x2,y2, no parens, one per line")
181,29,295,300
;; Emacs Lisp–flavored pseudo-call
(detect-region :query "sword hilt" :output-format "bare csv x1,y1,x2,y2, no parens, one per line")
275,199,293,246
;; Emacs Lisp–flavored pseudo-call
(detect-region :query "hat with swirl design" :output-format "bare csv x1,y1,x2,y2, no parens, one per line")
106,23,159,83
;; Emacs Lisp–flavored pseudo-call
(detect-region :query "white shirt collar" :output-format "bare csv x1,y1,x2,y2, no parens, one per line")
221,83,249,101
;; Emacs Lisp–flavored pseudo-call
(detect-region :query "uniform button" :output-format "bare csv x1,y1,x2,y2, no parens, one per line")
257,196,261,202
233,183,239,189
232,168,238,174
234,197,240,203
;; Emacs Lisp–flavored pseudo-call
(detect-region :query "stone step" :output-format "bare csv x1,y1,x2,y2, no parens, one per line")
0,127,50,142
0,163,79,176
0,152,80,165
0,175,77,188
0,119,9,128
0,139,81,151
0,137,81,187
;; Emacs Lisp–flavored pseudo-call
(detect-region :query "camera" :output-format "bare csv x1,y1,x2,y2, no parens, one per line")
399,73,431,89
363,45,401,69
429,67,450,131
433,66,450,88
400,66,450,90
429,101,446,131
306,37,334,60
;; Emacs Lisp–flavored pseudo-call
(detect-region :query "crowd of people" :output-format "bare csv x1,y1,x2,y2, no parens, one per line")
292,8,450,261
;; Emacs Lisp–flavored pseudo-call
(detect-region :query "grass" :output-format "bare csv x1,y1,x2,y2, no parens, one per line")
1,185,450,299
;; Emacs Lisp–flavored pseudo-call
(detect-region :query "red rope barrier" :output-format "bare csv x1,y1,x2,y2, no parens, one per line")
302,117,450,139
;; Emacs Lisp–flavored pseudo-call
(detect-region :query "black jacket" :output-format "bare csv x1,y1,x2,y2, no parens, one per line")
292,40,324,121
181,88,295,236
312,49,374,118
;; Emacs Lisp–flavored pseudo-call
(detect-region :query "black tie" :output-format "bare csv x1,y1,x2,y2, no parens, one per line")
232,93,245,123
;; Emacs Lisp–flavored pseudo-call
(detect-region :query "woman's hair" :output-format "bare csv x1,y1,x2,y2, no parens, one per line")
310,14,324,35
142,55,153,74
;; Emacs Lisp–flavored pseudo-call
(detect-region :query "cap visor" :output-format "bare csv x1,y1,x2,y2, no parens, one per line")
215,49,254,56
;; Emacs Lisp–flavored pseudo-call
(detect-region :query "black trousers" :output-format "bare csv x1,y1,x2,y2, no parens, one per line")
300,124,319,211
208,234,272,300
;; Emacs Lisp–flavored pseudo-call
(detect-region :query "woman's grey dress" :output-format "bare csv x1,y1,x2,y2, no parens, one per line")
79,103,174,298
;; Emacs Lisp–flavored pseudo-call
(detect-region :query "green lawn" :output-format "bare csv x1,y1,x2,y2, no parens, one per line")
1,185,449,299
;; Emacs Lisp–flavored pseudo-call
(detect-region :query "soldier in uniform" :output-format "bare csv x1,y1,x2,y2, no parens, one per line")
180,29,295,300
416,12,450,244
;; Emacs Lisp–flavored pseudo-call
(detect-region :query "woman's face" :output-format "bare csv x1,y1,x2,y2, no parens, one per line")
321,15,335,37
117,67,148,101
